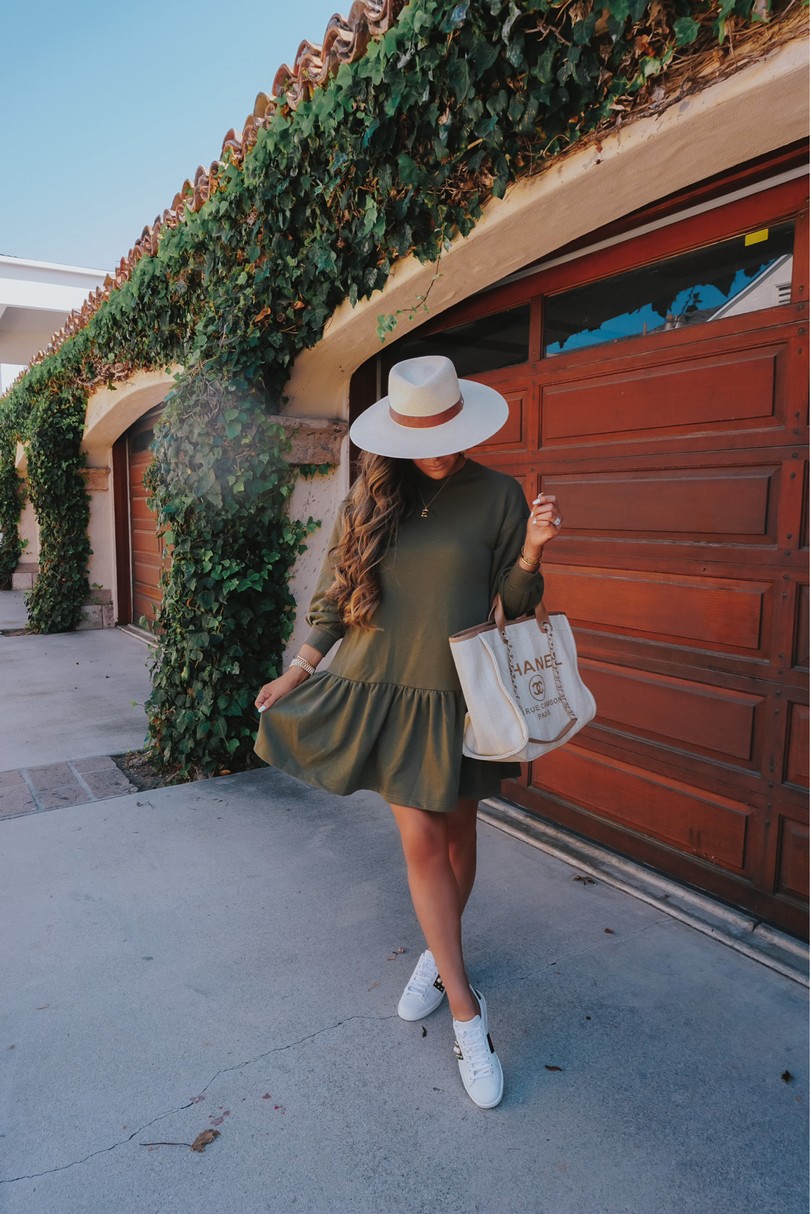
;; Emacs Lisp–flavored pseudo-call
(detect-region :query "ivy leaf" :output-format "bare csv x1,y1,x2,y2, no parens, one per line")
673,16,700,46
362,196,380,236
447,57,472,101
606,0,630,24
314,246,337,273
572,12,597,45
468,36,499,77
502,1,521,41
396,153,423,186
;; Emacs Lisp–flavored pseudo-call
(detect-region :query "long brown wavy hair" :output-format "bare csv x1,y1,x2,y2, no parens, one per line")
327,451,412,629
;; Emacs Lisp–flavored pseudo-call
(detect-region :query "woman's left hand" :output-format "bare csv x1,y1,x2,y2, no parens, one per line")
523,493,563,560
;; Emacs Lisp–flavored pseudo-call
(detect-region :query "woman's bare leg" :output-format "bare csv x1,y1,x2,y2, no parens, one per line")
446,797,479,911
390,801,479,1022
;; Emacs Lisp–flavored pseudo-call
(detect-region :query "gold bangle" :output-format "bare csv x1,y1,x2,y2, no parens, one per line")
518,549,541,571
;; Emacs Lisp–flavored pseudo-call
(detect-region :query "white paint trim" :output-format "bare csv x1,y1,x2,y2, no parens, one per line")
0,279,98,312
0,254,109,277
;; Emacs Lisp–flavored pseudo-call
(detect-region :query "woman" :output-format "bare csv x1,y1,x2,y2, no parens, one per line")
254,355,562,1109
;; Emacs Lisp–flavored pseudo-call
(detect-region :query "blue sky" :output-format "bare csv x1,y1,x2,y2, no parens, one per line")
1,0,348,270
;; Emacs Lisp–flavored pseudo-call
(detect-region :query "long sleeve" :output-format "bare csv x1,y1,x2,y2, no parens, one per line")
302,507,348,657
490,483,544,620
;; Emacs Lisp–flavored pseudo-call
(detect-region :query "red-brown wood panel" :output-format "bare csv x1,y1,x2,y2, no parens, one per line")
794,584,809,670
528,744,752,871
128,440,163,628
798,459,809,552
542,344,783,445
113,409,165,629
482,380,536,453
551,566,768,655
777,817,809,901
581,659,762,766
542,466,778,543
785,703,809,790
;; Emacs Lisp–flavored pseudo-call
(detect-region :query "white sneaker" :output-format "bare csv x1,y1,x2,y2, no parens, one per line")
452,988,504,1109
397,949,446,1021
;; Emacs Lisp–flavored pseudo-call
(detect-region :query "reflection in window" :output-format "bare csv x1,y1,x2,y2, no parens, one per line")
543,223,794,358
130,428,154,455
393,305,530,376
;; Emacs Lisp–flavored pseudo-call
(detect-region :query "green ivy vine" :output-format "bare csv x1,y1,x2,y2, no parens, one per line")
0,429,24,590
142,373,314,779
0,0,784,774
24,374,92,632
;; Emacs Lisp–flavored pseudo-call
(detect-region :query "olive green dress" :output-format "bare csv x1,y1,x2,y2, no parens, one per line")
254,459,544,812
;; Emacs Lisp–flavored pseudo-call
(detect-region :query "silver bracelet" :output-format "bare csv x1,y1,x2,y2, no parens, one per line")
290,655,316,677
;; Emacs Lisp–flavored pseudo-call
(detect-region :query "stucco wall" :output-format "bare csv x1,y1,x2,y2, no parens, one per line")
284,450,350,662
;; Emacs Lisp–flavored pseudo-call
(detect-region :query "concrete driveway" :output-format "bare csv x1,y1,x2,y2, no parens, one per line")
0,590,807,1213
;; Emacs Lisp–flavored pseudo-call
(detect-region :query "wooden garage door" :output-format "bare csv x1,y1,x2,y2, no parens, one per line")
364,167,808,935
477,309,807,936
113,409,165,629
471,203,807,937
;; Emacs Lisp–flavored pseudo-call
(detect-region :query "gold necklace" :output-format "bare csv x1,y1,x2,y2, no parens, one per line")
416,460,463,518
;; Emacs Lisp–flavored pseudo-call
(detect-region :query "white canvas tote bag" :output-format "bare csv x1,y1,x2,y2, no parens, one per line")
449,597,596,763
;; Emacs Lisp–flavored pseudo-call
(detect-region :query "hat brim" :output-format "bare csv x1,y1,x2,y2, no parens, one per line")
349,379,510,459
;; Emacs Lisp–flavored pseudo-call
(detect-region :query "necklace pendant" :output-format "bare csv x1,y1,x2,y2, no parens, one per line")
420,507,429,519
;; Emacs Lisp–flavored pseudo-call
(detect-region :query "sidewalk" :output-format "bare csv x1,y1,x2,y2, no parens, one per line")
0,592,807,1213
0,591,151,773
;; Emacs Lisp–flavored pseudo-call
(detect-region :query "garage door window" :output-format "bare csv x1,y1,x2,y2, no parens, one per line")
392,304,531,375
543,221,794,358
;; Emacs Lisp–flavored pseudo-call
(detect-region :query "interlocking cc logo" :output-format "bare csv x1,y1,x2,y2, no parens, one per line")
529,674,546,702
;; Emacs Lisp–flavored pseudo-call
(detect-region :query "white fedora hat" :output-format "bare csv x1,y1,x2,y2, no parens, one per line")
349,355,509,458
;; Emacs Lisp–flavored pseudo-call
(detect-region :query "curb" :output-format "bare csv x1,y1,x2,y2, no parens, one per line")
480,797,809,988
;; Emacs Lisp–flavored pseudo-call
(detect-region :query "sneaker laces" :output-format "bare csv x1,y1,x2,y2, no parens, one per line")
404,950,438,998
454,1021,494,1080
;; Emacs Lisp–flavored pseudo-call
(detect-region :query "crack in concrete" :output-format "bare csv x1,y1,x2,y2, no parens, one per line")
195,1011,399,1093
0,1011,397,1184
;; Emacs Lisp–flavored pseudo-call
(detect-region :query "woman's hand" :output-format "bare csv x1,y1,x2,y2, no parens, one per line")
522,493,563,563
255,667,309,714
255,644,322,714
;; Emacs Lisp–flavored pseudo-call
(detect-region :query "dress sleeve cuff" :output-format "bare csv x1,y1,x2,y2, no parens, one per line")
303,625,344,657
499,562,544,620
505,562,543,591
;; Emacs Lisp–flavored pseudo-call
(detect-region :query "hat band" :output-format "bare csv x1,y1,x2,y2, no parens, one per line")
388,397,463,429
